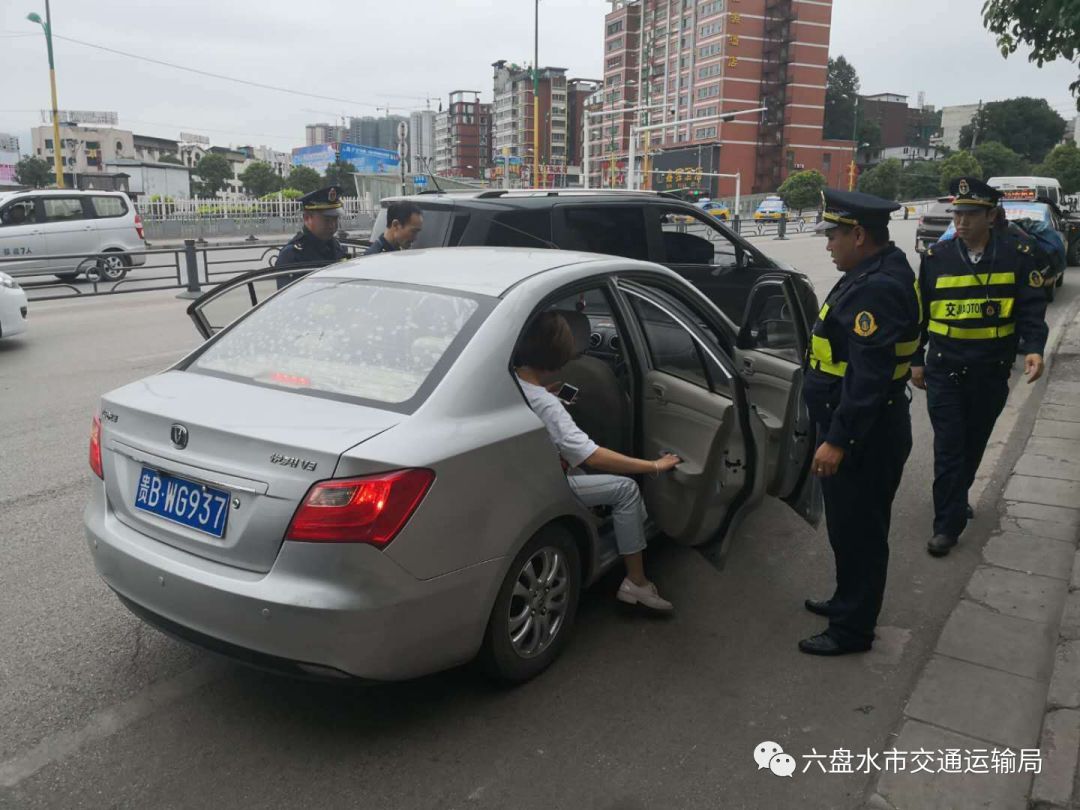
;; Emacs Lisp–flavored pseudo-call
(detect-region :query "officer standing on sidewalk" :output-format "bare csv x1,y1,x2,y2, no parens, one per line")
800,190,921,656
912,177,1048,557
275,185,349,288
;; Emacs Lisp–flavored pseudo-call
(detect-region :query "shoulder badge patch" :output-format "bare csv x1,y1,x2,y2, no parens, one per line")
1018,242,1031,254
1029,270,1043,288
854,311,878,337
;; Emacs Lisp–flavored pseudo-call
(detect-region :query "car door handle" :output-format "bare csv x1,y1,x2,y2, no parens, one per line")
741,358,755,376
651,383,667,400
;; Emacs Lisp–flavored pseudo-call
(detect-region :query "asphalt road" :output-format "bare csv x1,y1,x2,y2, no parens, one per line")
1,220,1076,809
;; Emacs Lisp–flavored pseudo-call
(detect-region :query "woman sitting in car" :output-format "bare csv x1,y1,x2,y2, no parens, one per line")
514,312,681,612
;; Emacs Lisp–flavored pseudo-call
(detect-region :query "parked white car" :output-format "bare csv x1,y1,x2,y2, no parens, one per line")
0,189,147,281
0,271,28,339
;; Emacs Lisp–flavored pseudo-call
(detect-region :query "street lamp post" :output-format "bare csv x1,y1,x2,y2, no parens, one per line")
848,95,859,191
27,2,64,188
533,0,540,193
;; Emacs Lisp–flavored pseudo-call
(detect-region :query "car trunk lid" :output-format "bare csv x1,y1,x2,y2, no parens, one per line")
99,371,399,572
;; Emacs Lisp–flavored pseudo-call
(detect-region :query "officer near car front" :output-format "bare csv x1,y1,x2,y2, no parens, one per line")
800,190,921,656
275,185,349,288
911,177,1048,557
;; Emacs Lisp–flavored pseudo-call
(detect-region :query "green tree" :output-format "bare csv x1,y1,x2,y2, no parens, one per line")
824,55,860,141
323,159,358,192
938,151,983,194
1036,143,1080,193
158,153,184,165
958,97,1066,163
286,165,322,194
971,141,1031,180
982,0,1080,108
899,161,944,200
192,153,234,197
778,169,826,212
238,161,283,197
14,156,52,188
857,159,902,200
857,119,882,151
260,187,304,201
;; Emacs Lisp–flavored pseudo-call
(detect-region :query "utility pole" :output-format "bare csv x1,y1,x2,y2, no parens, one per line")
533,0,540,190
848,95,859,192
28,2,64,187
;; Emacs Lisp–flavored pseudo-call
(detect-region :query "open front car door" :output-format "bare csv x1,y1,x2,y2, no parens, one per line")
186,266,321,340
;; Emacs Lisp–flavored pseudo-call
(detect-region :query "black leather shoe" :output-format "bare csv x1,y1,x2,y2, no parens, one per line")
966,504,975,520
928,533,958,557
798,632,871,656
804,598,838,617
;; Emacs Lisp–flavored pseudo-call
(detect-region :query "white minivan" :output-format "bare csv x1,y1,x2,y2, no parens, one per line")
988,176,1063,209
0,189,147,280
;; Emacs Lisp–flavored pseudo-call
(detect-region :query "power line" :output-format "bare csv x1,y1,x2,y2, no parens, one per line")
52,34,389,111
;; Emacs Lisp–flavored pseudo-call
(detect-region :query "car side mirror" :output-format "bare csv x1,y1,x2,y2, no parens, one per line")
737,287,791,350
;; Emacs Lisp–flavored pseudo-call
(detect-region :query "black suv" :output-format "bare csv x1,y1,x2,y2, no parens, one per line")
371,190,814,325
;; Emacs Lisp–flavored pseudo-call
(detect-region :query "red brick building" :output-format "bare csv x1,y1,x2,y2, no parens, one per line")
434,91,492,180
595,0,855,197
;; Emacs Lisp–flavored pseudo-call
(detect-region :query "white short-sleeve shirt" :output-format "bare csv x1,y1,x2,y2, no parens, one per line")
517,376,599,468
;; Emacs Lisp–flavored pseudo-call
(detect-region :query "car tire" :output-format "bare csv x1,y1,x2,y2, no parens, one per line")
1068,240,1080,268
96,252,130,282
479,523,581,684
1046,282,1057,303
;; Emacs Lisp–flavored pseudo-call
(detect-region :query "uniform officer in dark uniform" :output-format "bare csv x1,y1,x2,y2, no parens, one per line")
800,190,922,656
275,185,350,288
911,177,1048,557
364,200,424,255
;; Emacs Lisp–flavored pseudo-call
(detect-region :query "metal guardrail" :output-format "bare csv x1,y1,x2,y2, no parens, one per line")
0,240,369,303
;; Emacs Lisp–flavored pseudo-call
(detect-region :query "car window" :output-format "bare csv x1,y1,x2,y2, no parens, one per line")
370,205,452,250
559,206,648,260
91,196,127,218
625,292,733,394
0,199,35,227
42,198,86,222
487,210,553,248
189,278,487,412
740,282,801,363
657,207,739,267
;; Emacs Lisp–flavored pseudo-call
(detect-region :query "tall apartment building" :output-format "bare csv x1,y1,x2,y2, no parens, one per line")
347,117,379,149
596,0,853,196
433,91,492,179
568,78,603,169
858,93,941,150
492,60,569,185
434,109,451,175
305,123,340,146
409,110,437,174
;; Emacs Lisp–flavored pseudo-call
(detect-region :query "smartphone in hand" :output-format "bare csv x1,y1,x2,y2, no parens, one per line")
556,383,579,404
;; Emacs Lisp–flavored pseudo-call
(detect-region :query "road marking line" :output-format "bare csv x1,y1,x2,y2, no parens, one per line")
0,660,224,788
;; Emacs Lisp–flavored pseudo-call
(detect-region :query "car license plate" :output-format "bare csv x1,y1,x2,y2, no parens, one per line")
134,467,230,539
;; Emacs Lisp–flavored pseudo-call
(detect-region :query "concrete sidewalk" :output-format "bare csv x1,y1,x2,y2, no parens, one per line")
868,308,1080,809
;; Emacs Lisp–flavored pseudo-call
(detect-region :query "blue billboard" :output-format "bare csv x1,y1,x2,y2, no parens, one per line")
290,142,401,175
338,142,400,175
291,144,336,173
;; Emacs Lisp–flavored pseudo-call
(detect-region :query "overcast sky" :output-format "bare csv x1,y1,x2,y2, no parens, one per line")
3,0,1078,156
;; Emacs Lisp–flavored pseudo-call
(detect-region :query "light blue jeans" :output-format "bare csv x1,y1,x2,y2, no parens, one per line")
567,473,648,556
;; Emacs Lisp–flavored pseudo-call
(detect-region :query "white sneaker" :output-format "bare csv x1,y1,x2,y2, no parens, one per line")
616,578,674,612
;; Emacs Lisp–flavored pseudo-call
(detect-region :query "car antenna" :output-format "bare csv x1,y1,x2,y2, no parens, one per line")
426,159,444,194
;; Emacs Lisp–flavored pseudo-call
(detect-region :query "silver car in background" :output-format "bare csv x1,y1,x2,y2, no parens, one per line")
85,247,820,683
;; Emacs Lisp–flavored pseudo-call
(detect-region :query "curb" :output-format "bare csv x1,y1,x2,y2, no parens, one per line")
867,296,1080,810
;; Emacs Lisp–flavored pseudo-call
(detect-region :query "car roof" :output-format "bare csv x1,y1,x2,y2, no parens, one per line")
318,246,643,297
380,189,684,211
0,188,128,199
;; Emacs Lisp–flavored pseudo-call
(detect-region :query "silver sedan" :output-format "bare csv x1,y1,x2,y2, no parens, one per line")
85,247,820,683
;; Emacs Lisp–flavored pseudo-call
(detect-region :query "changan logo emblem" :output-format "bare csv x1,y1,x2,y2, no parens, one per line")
170,424,189,449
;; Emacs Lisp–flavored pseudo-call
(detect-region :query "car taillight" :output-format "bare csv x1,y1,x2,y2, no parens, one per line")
89,414,104,479
285,469,435,546
134,212,145,241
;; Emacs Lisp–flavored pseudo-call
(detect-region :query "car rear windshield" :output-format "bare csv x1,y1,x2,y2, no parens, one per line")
1003,202,1050,223
189,278,490,412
